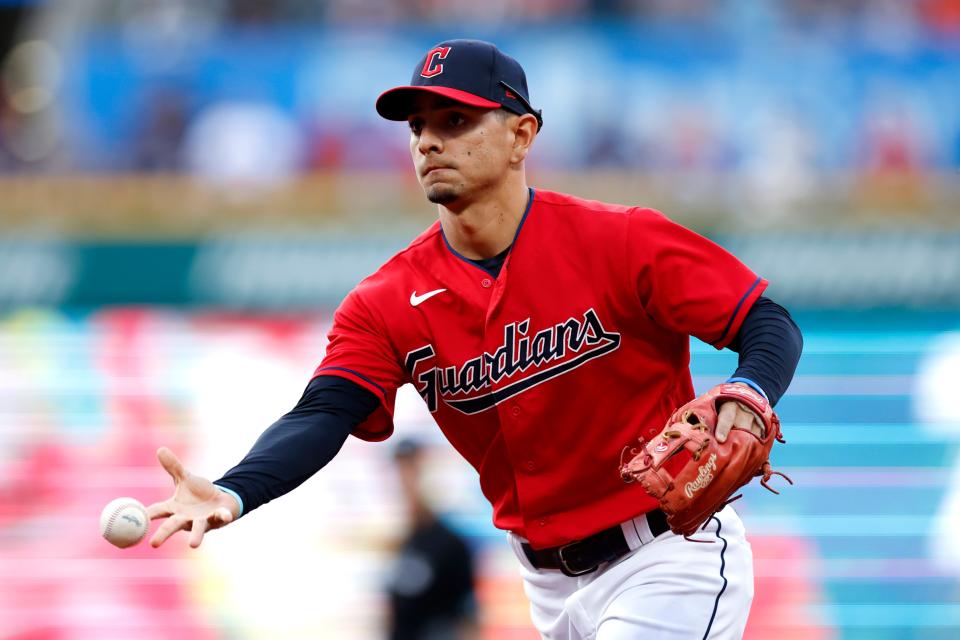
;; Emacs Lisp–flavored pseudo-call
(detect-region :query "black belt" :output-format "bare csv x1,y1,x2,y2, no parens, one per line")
521,509,669,577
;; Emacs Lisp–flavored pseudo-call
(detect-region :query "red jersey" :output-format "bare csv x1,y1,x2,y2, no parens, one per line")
314,189,766,548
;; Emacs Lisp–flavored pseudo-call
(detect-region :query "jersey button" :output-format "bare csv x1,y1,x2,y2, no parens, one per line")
539,518,549,527
525,460,536,472
511,406,521,417
481,278,493,288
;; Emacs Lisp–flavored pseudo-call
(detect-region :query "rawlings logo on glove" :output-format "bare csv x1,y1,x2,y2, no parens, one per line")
685,453,717,498
619,383,791,538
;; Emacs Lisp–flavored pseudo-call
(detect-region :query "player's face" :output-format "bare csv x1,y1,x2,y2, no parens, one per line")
407,94,516,207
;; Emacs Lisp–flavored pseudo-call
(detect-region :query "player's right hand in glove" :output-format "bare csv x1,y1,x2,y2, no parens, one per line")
146,447,239,548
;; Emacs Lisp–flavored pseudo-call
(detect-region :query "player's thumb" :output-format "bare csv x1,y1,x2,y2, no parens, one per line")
156,446,187,483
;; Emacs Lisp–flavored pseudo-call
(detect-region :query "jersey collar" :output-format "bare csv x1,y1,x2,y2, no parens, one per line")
440,187,536,277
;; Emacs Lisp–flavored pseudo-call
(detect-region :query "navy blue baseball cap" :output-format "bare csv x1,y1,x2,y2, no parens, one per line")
376,39,543,130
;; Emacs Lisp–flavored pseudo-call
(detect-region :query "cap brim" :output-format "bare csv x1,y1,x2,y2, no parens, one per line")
376,86,501,121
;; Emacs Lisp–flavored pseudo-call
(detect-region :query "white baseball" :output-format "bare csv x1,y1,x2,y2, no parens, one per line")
100,497,150,548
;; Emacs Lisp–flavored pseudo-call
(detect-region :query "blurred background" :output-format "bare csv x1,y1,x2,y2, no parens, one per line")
0,0,958,638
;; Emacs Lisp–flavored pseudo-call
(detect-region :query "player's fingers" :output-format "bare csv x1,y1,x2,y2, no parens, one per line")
145,499,174,520
149,514,189,548
729,403,765,439
211,507,234,528
738,405,766,438
188,517,207,548
156,446,187,484
716,401,737,442
187,507,234,549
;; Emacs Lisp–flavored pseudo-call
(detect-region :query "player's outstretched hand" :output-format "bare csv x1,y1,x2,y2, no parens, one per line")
146,447,239,549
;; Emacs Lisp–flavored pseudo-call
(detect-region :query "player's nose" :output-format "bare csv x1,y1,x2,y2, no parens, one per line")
416,125,443,156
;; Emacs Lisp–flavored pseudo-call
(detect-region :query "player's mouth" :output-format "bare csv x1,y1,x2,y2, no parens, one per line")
422,164,454,177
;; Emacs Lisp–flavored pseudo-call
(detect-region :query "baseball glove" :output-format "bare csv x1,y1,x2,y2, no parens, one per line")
619,383,790,538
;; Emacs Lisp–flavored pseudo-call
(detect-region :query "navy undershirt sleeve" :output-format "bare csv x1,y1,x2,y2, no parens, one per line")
725,296,803,406
214,375,380,516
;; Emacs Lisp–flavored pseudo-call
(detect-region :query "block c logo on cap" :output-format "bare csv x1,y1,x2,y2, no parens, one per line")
420,46,451,78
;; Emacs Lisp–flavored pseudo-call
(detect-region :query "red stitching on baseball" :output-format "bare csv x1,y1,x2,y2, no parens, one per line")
104,501,147,542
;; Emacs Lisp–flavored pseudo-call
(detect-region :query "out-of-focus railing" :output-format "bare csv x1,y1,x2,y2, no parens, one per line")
1,171,957,237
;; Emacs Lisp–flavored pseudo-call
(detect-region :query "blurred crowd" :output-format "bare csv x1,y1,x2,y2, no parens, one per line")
83,0,960,31
0,0,957,194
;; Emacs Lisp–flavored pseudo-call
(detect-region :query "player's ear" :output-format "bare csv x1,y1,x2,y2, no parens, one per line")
510,113,538,164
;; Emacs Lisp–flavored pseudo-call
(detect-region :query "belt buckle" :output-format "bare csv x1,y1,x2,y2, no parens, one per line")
556,541,598,577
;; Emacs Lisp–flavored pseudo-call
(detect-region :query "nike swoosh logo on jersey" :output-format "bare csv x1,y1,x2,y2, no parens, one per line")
410,288,447,307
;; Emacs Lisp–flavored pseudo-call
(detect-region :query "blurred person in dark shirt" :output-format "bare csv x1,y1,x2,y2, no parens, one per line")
385,438,477,640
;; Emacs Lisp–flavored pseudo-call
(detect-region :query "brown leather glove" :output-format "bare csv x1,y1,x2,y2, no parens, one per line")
619,383,791,538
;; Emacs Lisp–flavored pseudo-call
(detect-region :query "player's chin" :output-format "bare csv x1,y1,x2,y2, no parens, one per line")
424,183,462,205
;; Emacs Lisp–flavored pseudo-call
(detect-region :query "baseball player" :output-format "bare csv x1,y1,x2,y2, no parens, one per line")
147,40,803,639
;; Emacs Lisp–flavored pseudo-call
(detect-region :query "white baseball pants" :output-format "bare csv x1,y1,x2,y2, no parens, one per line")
507,506,754,640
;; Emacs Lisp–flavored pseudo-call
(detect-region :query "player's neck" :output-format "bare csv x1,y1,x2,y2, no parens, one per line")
437,179,530,260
